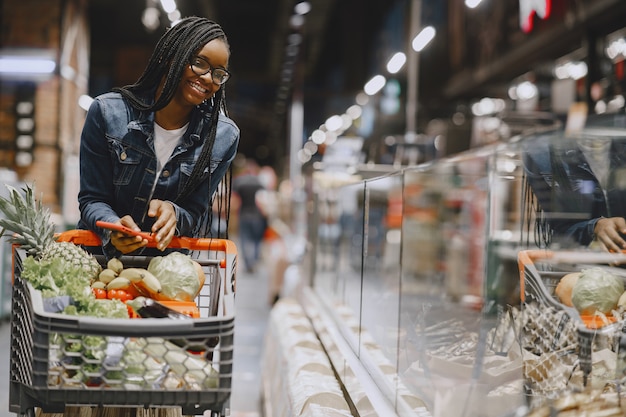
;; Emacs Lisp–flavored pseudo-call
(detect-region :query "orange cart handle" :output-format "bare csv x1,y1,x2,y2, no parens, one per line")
56,230,236,267
517,249,553,303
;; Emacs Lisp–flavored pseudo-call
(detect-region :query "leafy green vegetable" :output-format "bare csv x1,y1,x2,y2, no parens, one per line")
21,256,90,300
571,267,624,314
64,299,129,319
147,252,200,302
21,255,129,319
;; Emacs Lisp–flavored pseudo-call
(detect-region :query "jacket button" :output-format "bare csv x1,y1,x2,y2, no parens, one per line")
162,170,170,177
120,152,127,160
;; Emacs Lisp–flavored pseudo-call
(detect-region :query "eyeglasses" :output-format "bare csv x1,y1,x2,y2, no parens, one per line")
189,56,231,85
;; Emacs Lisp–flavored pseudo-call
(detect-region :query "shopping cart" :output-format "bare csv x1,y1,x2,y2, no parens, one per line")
516,249,626,407
8,230,237,417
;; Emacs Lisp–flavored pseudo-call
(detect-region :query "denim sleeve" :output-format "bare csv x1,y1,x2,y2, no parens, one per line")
77,98,121,245
561,218,600,247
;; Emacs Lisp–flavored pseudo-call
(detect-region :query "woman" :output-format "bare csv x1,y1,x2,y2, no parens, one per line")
78,16,239,258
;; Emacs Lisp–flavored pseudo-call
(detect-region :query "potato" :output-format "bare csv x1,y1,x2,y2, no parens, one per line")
555,272,580,307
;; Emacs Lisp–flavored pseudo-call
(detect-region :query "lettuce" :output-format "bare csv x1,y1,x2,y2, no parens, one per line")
571,267,624,315
21,254,129,319
147,252,200,302
21,256,91,301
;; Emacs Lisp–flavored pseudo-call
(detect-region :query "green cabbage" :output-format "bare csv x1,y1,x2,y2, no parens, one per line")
571,267,624,315
147,252,199,302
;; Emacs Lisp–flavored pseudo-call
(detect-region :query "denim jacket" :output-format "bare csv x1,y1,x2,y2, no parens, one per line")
77,91,239,256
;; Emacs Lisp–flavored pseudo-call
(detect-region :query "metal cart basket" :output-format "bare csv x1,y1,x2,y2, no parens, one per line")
9,230,237,417
517,249,626,407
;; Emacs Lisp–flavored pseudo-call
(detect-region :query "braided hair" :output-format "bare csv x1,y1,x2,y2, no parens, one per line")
113,17,233,239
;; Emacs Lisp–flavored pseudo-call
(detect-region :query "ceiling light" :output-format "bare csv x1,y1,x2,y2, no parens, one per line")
294,2,311,15
0,55,55,75
386,52,406,74
412,26,436,52
364,75,386,95
159,0,176,13
465,0,483,8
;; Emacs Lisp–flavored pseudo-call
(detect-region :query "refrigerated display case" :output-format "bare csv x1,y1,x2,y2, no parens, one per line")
295,125,626,417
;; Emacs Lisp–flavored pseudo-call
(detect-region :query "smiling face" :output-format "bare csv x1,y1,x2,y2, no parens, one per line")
174,38,230,108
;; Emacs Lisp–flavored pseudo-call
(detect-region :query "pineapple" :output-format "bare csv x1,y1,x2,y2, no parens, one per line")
0,183,101,280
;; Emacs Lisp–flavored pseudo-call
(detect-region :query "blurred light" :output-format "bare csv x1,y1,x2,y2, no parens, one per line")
286,44,299,57
16,118,34,132
167,9,181,22
287,33,302,45
340,114,353,131
384,135,396,146
452,111,466,125
311,129,326,144
608,95,626,112
497,159,517,173
159,0,176,13
386,229,401,244
78,94,94,111
0,56,55,74
16,135,34,149
325,115,343,131
434,135,443,151
297,149,311,163
465,0,483,8
303,141,318,154
606,38,626,60
346,104,362,119
16,101,33,115
15,152,33,167
294,1,311,15
325,131,338,146
471,98,506,116
554,61,587,80
516,81,538,100
412,26,436,52
595,100,607,114
355,92,369,106
507,85,518,100
60,65,76,81
142,7,160,31
568,62,587,80
364,75,386,95
386,52,406,74
290,14,305,28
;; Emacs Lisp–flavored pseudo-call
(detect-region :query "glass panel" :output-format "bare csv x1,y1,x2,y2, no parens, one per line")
360,174,403,364
309,124,626,417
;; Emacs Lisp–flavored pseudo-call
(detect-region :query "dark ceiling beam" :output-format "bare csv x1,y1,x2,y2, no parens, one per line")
193,0,219,21
268,0,297,78
300,0,336,78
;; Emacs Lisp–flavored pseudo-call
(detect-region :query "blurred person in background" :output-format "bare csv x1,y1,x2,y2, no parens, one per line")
232,158,268,273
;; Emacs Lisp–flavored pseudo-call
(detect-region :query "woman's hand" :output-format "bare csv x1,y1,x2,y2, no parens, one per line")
593,217,626,253
148,199,177,251
110,216,149,254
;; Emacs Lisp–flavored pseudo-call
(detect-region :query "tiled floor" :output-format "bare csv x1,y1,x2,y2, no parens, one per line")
229,262,272,416
0,248,272,417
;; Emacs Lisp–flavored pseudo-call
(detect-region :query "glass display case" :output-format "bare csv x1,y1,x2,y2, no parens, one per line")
302,125,626,417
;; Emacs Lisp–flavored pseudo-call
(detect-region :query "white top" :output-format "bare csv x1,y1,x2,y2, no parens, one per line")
153,122,188,171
